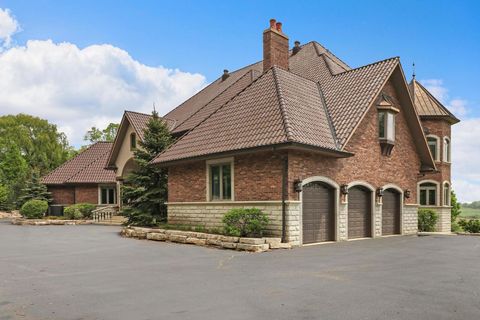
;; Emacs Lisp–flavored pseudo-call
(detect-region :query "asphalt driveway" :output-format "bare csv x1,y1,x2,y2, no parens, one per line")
0,220,479,320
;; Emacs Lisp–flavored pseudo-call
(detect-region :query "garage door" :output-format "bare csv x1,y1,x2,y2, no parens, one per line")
348,186,372,239
302,182,335,244
382,189,401,235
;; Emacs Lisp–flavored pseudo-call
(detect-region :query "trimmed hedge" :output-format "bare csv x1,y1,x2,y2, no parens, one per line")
64,203,96,220
418,208,438,232
223,208,269,237
20,199,48,219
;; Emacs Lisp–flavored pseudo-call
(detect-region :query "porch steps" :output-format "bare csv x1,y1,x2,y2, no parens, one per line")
92,215,127,226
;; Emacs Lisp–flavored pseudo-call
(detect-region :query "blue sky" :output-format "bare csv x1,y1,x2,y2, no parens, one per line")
0,0,479,201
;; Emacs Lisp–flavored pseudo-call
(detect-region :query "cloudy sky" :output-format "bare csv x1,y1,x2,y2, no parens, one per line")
0,1,479,202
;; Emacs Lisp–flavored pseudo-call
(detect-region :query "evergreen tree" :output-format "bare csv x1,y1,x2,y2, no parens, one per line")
17,173,53,207
451,189,461,222
121,111,173,226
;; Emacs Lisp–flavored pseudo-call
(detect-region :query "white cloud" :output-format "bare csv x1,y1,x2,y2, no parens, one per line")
448,99,468,118
0,39,206,146
421,79,448,102
0,8,20,48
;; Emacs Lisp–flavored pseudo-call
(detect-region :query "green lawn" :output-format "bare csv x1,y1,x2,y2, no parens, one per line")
460,207,480,218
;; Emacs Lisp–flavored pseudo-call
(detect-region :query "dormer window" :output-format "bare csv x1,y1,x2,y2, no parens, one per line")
130,132,137,150
377,95,398,156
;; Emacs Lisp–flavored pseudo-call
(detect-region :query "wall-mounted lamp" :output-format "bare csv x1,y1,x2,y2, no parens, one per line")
340,184,349,195
404,189,411,199
376,188,384,198
294,180,302,193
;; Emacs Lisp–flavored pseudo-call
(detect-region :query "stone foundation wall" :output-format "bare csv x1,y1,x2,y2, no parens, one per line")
435,206,451,232
167,201,301,245
403,205,418,235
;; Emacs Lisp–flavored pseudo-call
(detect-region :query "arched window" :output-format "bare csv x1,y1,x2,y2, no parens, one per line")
443,137,451,162
130,133,137,150
426,135,440,161
419,181,438,206
443,182,451,206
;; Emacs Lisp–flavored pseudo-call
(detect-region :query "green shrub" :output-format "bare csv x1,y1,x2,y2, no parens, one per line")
451,221,463,233
418,208,438,232
222,208,269,237
458,219,480,233
20,199,48,219
63,203,96,220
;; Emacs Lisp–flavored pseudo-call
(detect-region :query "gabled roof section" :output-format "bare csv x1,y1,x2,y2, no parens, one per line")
151,67,342,165
319,57,400,147
409,79,460,124
41,142,115,185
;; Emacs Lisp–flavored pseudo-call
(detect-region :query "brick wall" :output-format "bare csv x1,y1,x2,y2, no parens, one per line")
49,186,75,205
168,161,206,202
74,185,98,204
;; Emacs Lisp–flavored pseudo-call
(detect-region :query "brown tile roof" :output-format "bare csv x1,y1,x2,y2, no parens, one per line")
41,142,116,185
152,41,433,167
152,67,341,164
409,79,460,123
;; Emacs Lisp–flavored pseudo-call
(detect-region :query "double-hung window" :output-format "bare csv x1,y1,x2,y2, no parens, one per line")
419,182,437,206
209,163,232,201
427,136,439,161
443,137,451,162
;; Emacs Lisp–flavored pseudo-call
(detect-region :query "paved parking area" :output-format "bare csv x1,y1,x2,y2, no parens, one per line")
1,220,479,320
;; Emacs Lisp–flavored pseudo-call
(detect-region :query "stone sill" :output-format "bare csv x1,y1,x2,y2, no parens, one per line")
417,231,455,236
121,227,292,252
11,218,93,226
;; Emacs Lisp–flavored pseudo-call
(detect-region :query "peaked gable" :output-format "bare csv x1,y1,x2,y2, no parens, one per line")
41,142,115,185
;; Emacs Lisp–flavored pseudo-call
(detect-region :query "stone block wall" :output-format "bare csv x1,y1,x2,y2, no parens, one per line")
403,205,418,235
167,201,301,245
435,206,452,232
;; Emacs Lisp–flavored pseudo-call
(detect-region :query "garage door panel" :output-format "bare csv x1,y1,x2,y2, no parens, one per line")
302,182,335,244
348,186,372,239
382,189,401,235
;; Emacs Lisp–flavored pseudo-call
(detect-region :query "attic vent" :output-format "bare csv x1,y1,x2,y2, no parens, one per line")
222,69,230,81
292,41,301,55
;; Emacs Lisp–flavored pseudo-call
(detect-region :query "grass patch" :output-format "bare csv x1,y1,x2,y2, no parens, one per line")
460,207,480,218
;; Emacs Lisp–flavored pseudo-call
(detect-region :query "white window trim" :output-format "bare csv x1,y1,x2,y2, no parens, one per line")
443,181,451,207
206,157,234,202
417,180,440,207
378,111,396,142
98,185,117,205
443,137,451,163
426,134,441,162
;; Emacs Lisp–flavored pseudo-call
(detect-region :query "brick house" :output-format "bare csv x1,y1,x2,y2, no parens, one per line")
147,20,458,245
42,20,458,244
41,142,118,209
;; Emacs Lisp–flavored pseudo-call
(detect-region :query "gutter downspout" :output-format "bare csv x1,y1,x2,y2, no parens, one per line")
281,154,288,243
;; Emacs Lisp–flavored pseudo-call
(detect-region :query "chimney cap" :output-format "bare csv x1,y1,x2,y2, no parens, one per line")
269,19,276,29
294,40,300,46
276,22,283,33
221,69,230,81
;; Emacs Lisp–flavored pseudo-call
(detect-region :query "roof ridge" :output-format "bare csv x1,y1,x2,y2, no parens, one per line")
65,146,112,183
332,57,399,77
316,81,340,149
173,69,256,131
41,142,105,183
271,67,294,142
311,42,350,74
151,66,269,163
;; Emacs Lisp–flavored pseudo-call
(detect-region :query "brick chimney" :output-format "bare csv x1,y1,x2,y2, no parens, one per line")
263,19,289,72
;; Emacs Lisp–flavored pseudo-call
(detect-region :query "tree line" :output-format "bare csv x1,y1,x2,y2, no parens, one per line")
0,113,119,211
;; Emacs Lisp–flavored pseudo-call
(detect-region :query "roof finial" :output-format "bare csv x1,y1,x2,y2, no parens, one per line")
412,62,416,80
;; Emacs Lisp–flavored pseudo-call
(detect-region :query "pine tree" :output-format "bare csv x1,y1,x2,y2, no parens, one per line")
17,172,52,207
121,111,173,226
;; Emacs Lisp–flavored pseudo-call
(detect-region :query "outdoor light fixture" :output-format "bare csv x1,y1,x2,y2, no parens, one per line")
404,189,411,199
340,184,349,195
294,180,302,192
376,188,384,197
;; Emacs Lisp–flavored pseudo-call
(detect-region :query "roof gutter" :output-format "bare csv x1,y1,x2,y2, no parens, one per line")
151,142,353,167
